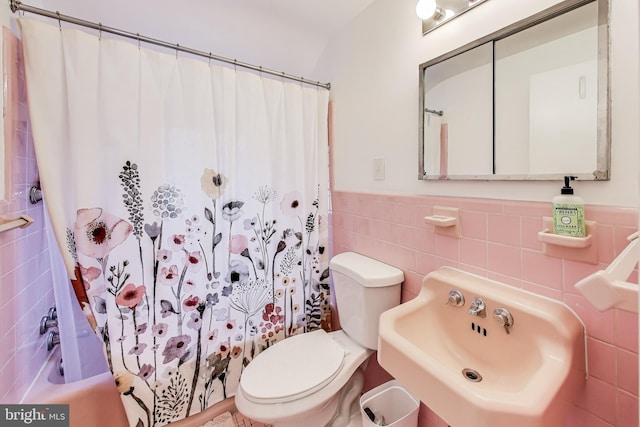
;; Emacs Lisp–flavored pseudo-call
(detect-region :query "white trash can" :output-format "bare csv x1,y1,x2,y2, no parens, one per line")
360,380,419,427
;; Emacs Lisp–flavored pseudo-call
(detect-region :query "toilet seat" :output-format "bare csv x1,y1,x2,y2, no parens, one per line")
240,329,346,404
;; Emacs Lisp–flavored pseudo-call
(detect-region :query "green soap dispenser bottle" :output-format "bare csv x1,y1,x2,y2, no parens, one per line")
553,176,586,237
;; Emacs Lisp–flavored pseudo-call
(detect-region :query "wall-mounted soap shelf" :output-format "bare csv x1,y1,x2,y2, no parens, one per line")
538,230,593,248
424,206,460,238
538,217,598,264
424,215,457,228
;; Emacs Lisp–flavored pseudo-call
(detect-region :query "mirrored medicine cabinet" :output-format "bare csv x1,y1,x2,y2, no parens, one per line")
419,0,610,181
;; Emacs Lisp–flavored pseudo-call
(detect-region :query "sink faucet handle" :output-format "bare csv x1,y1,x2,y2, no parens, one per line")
446,290,465,307
468,297,486,318
493,307,514,334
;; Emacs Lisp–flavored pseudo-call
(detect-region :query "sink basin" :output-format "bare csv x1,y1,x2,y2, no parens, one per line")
378,267,586,427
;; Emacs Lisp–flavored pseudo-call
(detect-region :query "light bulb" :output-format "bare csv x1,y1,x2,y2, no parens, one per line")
416,0,437,19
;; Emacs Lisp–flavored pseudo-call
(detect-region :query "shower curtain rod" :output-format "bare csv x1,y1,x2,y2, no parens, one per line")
9,0,331,90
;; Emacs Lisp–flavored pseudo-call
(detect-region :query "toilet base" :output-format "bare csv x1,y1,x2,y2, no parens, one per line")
272,363,367,427
327,364,366,427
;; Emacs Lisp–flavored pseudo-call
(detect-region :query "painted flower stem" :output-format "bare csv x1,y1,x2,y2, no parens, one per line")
185,313,203,417
150,221,163,426
241,314,249,374
118,307,129,372
297,217,308,331
174,261,189,335
198,241,211,280
124,387,151,427
138,242,150,323
132,308,141,370
210,200,218,278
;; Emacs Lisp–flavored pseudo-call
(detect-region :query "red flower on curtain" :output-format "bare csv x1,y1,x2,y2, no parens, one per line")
115,283,146,310
74,208,132,259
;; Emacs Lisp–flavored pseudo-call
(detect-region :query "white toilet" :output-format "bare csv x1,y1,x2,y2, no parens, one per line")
234,252,404,427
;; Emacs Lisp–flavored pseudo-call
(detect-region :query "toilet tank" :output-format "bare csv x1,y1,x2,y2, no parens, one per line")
329,252,404,350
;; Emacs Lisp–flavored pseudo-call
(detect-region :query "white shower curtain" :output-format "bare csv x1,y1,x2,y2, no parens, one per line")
19,19,330,426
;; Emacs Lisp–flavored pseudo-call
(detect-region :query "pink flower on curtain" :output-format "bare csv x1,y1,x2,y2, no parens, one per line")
201,168,229,199
159,265,179,286
137,364,155,381
152,323,168,338
280,191,303,217
228,234,248,254
182,295,200,312
206,329,218,343
162,334,191,363
167,234,186,252
74,208,132,259
186,251,204,272
128,343,147,355
79,264,102,288
187,312,202,330
115,283,146,310
157,249,172,263
183,279,196,292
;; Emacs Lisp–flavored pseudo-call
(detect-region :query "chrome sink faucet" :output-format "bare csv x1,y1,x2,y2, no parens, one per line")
468,297,486,318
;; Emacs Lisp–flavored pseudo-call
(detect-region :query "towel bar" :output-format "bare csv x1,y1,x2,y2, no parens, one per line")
0,214,34,233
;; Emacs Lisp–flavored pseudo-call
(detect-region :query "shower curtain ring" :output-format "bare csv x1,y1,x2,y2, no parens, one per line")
176,43,180,59
56,11,61,31
136,33,141,50
208,52,212,67
98,23,102,41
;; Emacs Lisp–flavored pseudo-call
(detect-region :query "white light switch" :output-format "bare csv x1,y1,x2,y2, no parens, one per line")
374,158,385,180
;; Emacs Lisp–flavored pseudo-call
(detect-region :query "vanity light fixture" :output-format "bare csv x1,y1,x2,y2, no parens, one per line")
418,0,489,35
416,0,444,20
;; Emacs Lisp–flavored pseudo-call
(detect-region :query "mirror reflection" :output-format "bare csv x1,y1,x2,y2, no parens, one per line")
423,42,492,177
419,0,609,181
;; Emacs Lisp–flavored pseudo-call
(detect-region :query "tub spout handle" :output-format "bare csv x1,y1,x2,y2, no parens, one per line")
40,316,58,335
47,331,60,351
57,358,64,377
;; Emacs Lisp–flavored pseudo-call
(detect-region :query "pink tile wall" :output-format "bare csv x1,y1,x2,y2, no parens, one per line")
331,190,639,427
0,29,55,403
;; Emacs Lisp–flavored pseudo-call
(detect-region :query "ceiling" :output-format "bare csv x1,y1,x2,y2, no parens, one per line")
246,0,377,42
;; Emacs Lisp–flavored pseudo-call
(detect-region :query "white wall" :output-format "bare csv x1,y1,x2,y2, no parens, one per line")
316,0,640,207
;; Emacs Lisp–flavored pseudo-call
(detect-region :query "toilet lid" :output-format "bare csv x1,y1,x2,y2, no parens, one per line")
240,329,346,403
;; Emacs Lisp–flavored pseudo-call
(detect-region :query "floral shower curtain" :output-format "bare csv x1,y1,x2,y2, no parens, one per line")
19,19,330,426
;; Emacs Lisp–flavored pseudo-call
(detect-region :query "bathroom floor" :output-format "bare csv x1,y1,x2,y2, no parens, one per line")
233,412,272,427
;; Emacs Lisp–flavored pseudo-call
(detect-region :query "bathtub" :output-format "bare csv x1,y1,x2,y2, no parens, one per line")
21,348,238,427
22,347,129,427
